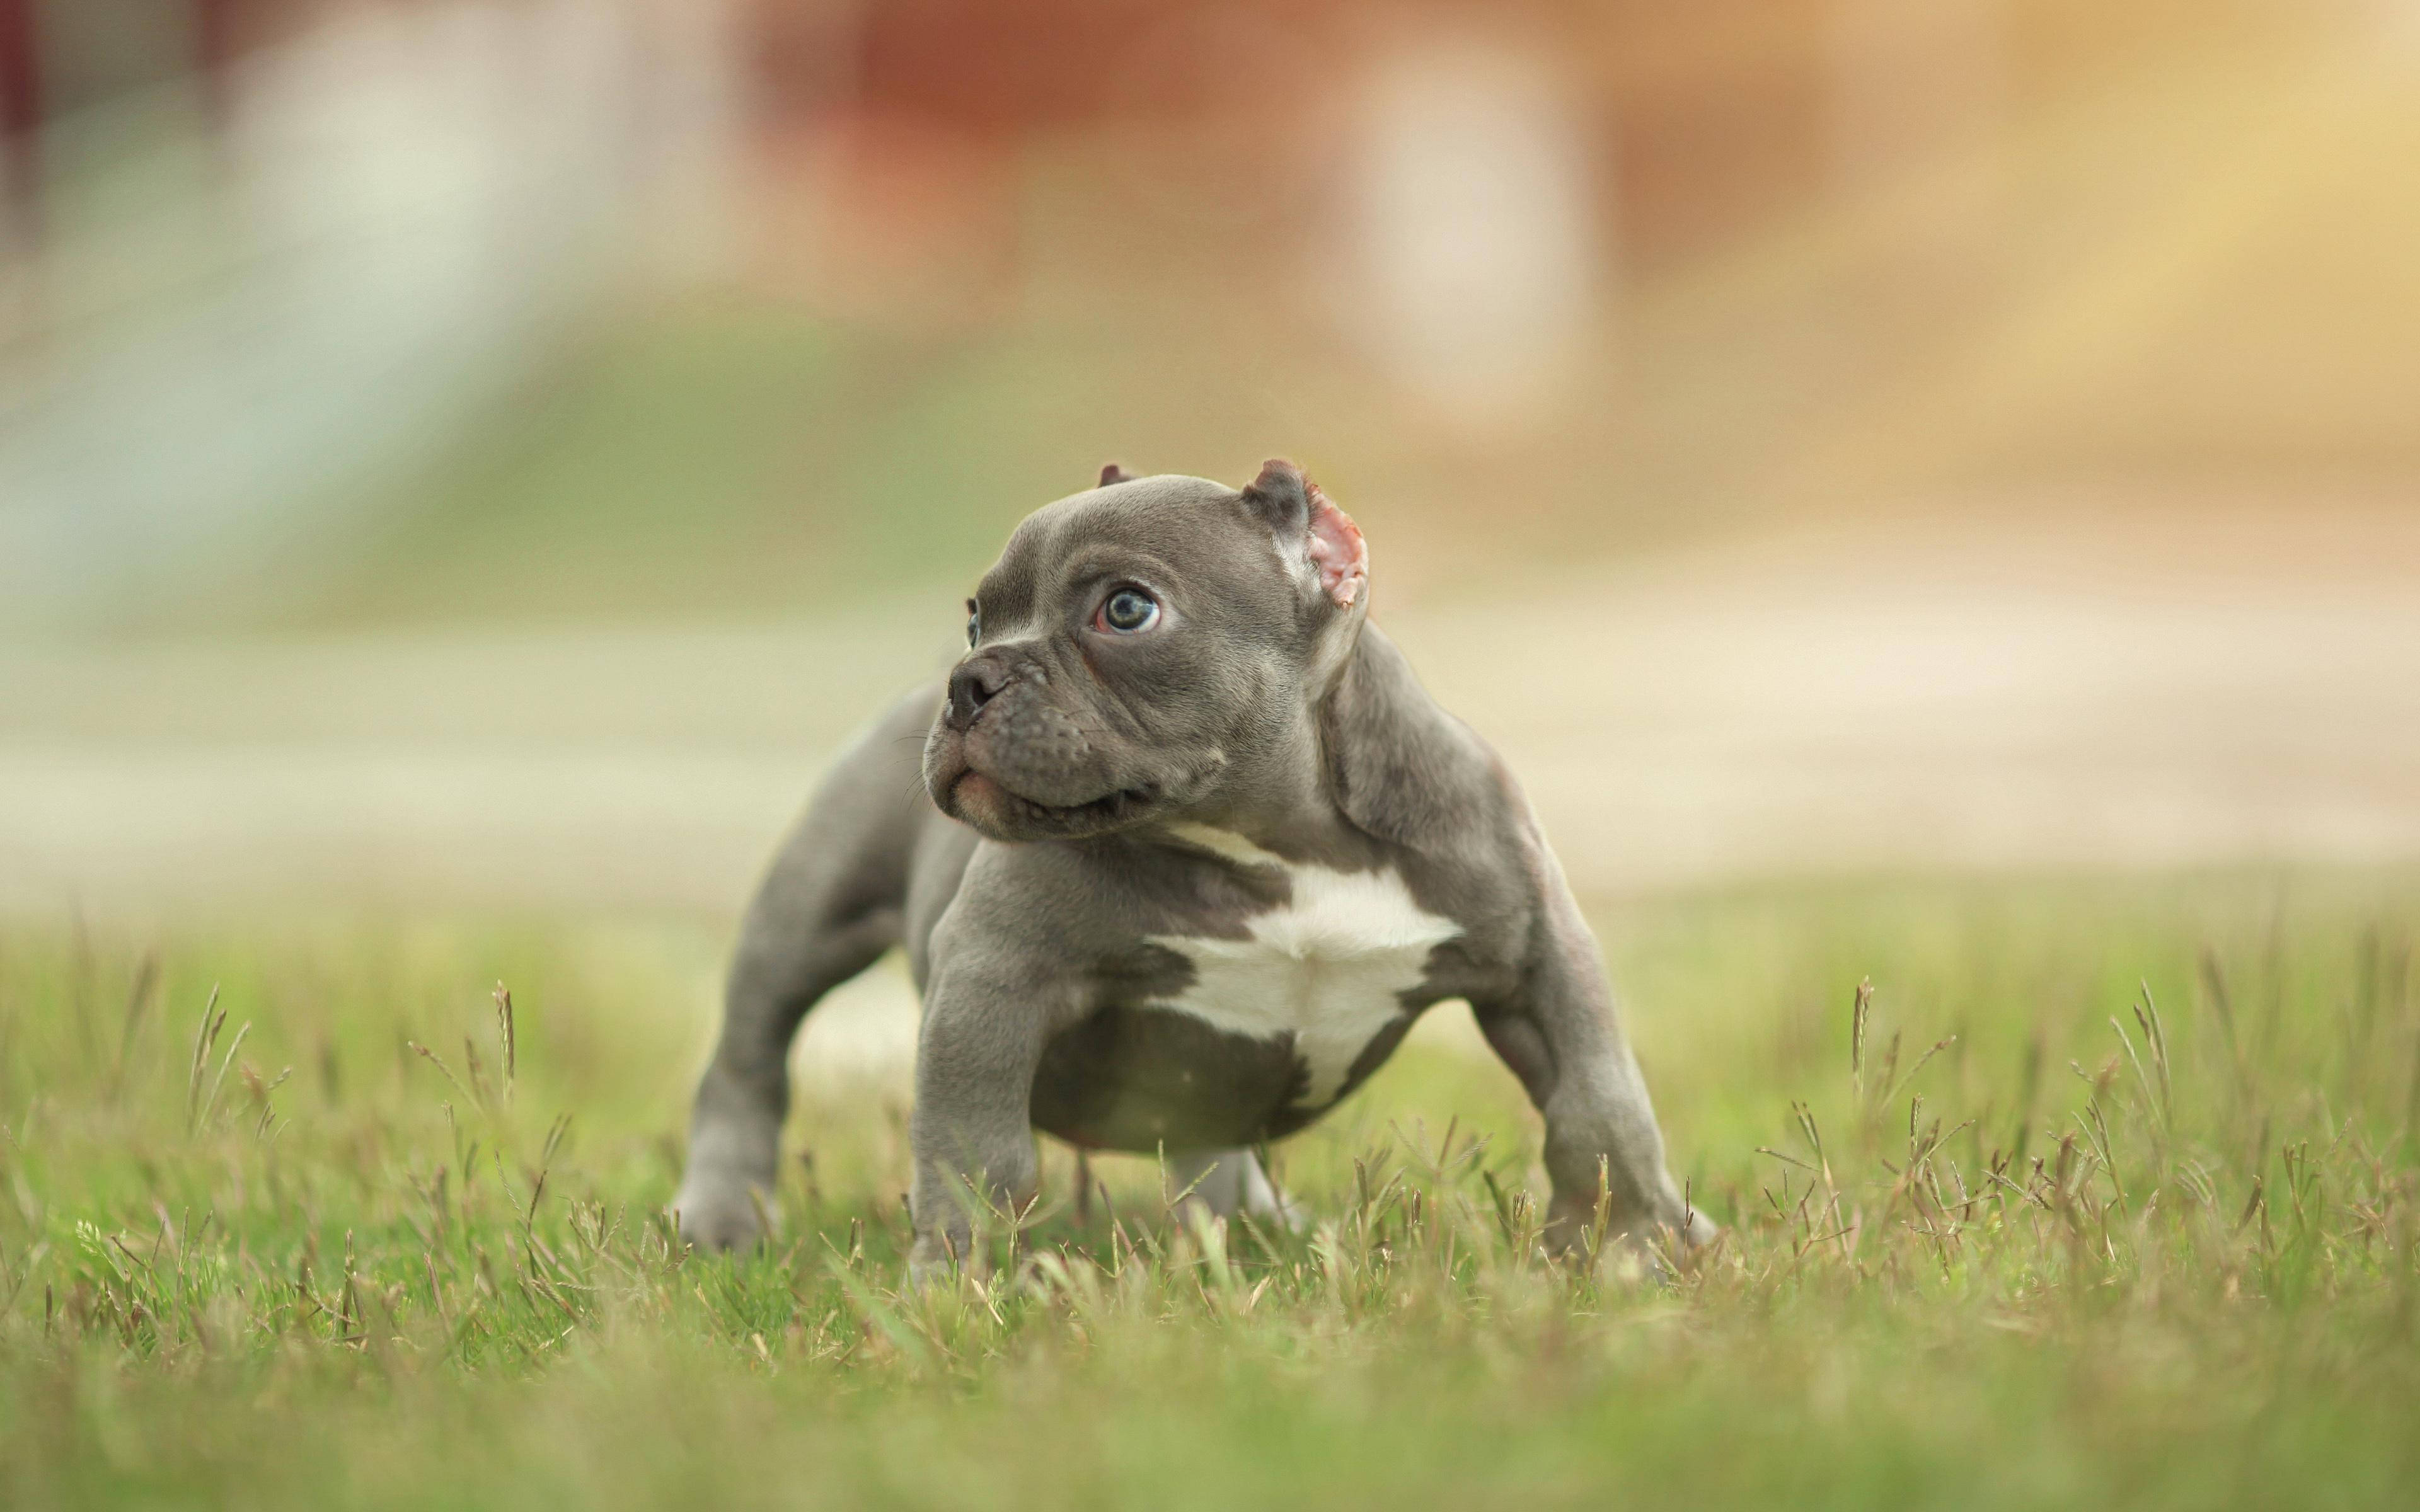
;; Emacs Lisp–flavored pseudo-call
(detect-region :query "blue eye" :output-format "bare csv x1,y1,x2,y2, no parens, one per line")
965,598,980,646
1097,587,1160,633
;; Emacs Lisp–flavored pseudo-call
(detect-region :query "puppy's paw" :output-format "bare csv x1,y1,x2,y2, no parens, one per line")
1239,1159,1310,1234
1238,1182,1310,1235
1671,1205,1720,1256
671,1177,775,1252
1543,1198,1717,1278
1620,1207,1719,1278
1163,1148,1305,1232
1169,1189,1310,1242
906,1228,982,1288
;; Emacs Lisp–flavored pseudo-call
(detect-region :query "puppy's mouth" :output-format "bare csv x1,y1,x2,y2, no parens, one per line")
949,770,1163,839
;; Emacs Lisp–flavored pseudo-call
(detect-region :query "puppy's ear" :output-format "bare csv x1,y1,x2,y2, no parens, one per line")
1097,462,1132,487
1240,458,1312,532
1241,458,1367,609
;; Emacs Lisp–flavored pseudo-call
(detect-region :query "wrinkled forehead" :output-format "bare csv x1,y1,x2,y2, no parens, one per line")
977,475,1276,610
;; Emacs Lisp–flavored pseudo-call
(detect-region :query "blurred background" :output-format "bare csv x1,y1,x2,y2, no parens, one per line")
4,0,2419,921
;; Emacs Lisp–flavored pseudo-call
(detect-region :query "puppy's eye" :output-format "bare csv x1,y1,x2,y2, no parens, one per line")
1096,587,1160,634
965,598,980,647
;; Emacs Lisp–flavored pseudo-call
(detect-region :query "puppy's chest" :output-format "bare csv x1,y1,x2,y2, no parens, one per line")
1141,852,1460,1108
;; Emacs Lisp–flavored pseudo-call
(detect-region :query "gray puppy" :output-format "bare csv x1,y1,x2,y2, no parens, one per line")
674,461,1703,1275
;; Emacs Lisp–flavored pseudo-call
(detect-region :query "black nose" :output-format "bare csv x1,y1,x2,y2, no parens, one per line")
946,656,1008,732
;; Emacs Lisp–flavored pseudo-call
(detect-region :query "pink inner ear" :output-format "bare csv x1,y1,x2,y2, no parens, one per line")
1303,483,1368,607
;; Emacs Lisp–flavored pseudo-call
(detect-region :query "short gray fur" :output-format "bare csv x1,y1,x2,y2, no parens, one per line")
673,462,1705,1276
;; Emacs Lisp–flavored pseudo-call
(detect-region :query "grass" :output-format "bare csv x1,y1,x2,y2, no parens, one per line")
3,869,2417,1508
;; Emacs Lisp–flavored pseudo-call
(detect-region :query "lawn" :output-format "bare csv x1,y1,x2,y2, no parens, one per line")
2,870,2416,1509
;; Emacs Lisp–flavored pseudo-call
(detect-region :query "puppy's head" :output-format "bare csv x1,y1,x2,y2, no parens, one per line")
924,459,1369,842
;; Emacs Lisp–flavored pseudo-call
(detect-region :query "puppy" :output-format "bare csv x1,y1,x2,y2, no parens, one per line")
674,461,1702,1274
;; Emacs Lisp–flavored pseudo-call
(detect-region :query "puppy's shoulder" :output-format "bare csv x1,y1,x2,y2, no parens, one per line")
1321,625,1526,858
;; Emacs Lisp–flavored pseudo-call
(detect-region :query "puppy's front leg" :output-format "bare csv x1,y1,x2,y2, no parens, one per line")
908,963,1051,1283
1478,856,1705,1264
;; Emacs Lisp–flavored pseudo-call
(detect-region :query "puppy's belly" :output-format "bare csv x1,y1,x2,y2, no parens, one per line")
1029,858,1460,1152
1029,1004,1420,1151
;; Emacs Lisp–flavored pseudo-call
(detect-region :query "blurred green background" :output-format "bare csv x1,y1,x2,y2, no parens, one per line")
3,0,2419,920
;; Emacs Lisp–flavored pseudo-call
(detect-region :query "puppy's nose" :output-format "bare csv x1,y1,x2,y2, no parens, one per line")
946,656,1009,732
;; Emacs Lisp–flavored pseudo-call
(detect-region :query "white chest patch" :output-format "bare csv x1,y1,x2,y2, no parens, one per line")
1148,826,1461,1108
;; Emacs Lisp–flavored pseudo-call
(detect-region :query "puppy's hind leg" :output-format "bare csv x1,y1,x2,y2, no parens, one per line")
674,694,935,1250
1164,1148,1304,1231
